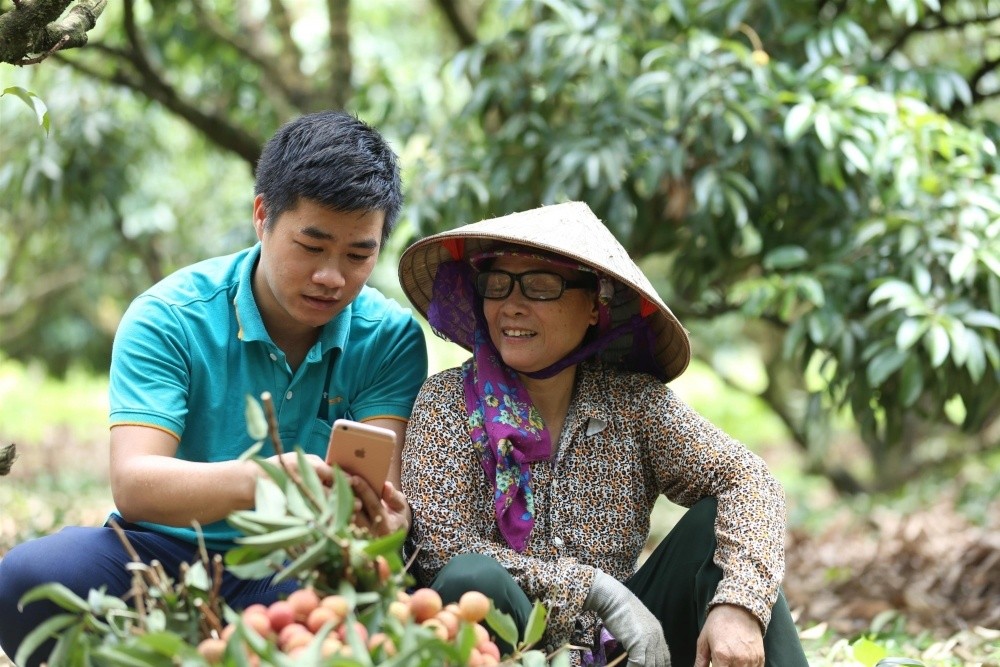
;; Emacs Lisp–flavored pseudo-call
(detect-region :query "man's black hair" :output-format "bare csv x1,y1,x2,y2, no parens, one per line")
253,110,403,246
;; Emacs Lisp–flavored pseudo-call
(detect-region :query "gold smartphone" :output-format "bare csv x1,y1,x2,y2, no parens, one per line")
325,419,396,492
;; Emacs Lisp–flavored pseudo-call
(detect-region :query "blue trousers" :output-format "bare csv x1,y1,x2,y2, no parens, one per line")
0,519,297,667
430,498,809,666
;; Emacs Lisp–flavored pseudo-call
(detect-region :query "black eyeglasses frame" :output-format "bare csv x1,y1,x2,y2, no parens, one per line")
474,269,597,301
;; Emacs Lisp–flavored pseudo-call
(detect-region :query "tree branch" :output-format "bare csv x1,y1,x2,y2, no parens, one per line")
432,0,478,47
266,0,305,75
325,0,351,110
188,0,311,109
883,9,1000,58
0,265,88,318
0,0,107,65
108,0,262,166
969,55,1000,105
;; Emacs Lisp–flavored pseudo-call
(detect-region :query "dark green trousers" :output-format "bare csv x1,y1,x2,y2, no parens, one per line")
430,497,809,666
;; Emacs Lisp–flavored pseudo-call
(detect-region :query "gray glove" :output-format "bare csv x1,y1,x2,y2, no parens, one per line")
584,570,671,667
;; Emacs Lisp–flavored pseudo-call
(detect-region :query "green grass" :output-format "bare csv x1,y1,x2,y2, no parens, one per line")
0,354,109,444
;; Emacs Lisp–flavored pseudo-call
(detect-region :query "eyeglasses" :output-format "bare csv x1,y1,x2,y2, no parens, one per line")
475,270,597,301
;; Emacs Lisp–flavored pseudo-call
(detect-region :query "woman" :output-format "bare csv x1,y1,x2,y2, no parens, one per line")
398,202,808,667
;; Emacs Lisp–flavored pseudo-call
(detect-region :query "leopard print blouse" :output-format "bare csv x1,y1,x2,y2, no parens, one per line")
402,360,786,651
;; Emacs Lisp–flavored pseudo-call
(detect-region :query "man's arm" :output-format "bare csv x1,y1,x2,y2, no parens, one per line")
110,424,332,527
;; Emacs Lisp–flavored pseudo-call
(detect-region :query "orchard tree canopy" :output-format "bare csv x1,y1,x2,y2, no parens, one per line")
408,0,1000,490
2,0,998,491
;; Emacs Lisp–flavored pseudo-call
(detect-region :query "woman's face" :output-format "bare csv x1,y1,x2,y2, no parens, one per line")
481,255,599,374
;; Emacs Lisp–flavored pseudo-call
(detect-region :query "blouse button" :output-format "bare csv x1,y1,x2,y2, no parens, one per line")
285,391,293,400
269,353,278,361
552,536,564,548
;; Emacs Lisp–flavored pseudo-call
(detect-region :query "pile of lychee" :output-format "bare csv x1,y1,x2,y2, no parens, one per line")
197,586,502,665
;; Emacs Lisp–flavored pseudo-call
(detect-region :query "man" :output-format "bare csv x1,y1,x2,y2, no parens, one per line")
0,110,428,666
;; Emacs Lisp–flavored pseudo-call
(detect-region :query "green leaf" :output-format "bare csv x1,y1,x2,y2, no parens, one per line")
840,139,871,174
342,613,375,666
134,631,199,657
763,246,809,270
295,447,325,508
868,281,918,310
924,324,951,368
899,358,924,407
92,645,166,667
236,524,313,549
224,552,281,580
15,613,78,666
912,263,933,296
244,394,269,441
521,601,548,648
814,108,835,149
227,511,308,535
2,86,50,133
332,466,355,530
19,582,90,613
274,537,329,583
362,527,408,557
895,319,928,351
963,330,987,382
550,649,573,667
285,482,314,519
184,560,211,591
796,276,825,307
253,477,288,518
944,319,969,366
963,309,1000,330
239,440,265,460
146,608,167,633
867,348,907,387
851,636,889,667
784,102,814,142
87,586,128,615
948,246,975,284
485,606,520,651
520,650,549,667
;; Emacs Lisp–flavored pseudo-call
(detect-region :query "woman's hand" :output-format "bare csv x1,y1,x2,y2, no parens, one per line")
349,477,411,537
694,604,764,667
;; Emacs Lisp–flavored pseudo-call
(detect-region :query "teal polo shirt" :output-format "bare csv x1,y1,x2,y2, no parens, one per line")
109,243,428,550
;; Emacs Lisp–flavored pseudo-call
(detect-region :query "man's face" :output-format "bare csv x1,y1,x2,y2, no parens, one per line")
252,195,384,341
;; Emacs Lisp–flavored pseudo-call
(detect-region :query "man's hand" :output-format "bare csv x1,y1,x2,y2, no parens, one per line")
694,604,764,667
350,477,411,537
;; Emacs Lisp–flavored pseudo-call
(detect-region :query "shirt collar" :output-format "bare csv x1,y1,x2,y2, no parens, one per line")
233,243,352,359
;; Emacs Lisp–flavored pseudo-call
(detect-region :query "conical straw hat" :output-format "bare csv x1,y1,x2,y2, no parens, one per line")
398,201,690,382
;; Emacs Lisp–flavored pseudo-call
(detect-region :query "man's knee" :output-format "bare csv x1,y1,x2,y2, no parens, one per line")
0,540,56,608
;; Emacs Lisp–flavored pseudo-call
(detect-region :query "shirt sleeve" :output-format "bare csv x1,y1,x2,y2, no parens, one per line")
640,381,786,629
402,370,594,648
348,312,428,422
109,295,190,439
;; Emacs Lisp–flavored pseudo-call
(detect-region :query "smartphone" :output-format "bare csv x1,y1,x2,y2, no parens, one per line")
325,419,396,492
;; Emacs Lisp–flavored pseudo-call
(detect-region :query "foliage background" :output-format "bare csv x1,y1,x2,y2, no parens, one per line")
2,0,999,664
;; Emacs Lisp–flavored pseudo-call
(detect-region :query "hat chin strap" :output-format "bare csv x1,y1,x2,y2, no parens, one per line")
521,313,649,380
